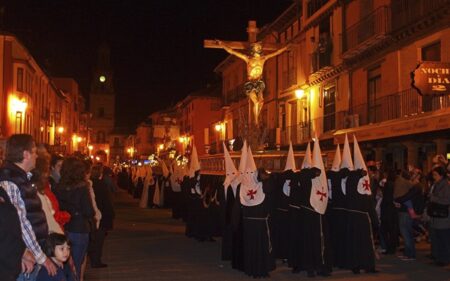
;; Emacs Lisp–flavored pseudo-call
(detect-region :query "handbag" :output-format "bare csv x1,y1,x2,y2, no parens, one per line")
427,201,449,218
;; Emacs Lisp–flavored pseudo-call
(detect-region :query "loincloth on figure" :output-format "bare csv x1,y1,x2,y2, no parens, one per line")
244,80,265,96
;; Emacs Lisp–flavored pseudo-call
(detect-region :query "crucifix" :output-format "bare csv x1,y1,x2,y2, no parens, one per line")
205,21,291,126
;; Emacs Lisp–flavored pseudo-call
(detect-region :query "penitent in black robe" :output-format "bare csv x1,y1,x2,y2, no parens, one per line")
326,168,350,269
345,169,379,273
231,185,245,271
269,171,291,260
241,179,275,278
220,185,235,260
295,168,332,277
185,176,202,239
287,168,319,272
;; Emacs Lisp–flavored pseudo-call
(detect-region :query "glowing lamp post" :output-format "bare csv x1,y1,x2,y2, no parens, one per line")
9,97,27,133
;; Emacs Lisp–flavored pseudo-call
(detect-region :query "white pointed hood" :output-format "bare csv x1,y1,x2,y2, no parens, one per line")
189,144,200,178
283,142,296,196
237,140,248,187
153,179,161,206
284,142,296,171
353,135,371,195
301,142,312,168
239,145,264,207
331,144,341,171
223,142,239,199
340,134,354,195
310,137,328,214
340,134,354,170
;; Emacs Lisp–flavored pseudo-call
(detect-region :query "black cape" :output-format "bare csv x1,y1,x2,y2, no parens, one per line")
287,168,318,270
241,178,275,278
326,168,350,268
295,168,332,276
345,169,378,272
269,171,291,260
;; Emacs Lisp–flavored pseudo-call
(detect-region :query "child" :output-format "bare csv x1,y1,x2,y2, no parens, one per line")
37,233,77,281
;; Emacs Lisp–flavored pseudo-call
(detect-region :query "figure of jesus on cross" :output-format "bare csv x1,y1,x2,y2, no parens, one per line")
205,21,291,125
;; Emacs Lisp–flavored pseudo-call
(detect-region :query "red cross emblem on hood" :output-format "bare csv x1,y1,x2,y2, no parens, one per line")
363,180,371,191
247,189,257,200
316,189,327,201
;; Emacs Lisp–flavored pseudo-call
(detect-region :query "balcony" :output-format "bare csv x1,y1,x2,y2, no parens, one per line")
341,6,390,59
310,33,333,74
280,122,312,146
391,0,450,33
351,88,450,126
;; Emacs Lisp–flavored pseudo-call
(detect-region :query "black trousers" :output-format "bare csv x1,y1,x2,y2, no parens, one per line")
89,228,107,265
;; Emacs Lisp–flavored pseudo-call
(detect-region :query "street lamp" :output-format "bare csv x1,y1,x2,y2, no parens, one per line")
9,97,27,133
295,89,305,99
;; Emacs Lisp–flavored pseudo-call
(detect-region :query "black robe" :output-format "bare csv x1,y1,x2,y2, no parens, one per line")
231,185,245,271
345,169,379,272
287,168,319,271
185,176,202,239
296,168,332,276
326,168,350,268
241,179,275,278
220,185,235,260
269,171,291,260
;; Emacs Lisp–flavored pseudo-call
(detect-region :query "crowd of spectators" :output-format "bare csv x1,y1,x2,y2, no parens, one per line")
0,134,115,281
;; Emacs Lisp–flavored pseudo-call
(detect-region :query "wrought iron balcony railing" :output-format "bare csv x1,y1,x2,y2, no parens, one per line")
391,0,450,32
341,6,390,56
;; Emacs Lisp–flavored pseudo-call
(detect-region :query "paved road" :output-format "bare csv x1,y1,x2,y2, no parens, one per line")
85,191,450,281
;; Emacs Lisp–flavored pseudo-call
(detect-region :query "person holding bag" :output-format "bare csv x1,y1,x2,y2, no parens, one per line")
428,166,450,267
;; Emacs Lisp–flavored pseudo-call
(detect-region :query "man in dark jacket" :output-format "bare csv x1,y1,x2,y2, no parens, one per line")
0,134,56,280
89,164,115,268
0,186,27,281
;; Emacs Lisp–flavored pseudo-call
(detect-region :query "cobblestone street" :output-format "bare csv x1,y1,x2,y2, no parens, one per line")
84,191,450,281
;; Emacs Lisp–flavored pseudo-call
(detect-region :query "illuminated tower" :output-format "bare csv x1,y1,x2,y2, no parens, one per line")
89,43,115,153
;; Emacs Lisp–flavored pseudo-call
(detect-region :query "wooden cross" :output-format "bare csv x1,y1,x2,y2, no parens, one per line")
204,20,281,51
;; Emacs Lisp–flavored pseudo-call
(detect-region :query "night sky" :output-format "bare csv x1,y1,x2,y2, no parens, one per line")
4,0,293,129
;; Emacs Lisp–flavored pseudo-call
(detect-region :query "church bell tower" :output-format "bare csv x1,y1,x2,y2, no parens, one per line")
89,43,115,154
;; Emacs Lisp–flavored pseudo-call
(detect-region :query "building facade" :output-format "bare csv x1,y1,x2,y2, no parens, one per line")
0,33,86,156
134,109,180,158
215,0,450,172
175,87,222,156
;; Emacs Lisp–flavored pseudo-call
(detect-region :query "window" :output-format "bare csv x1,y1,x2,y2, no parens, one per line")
422,42,441,61
17,68,24,91
367,67,381,123
323,87,336,132
114,137,119,146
